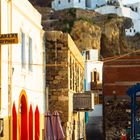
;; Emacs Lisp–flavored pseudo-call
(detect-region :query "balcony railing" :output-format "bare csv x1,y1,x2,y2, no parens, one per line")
91,82,102,90
73,93,94,111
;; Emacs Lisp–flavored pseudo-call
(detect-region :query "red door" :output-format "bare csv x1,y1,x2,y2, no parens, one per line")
35,106,40,140
29,105,33,140
12,102,17,140
21,95,28,140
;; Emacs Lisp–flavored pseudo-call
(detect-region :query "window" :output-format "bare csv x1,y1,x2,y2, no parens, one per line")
68,0,70,3
28,37,32,71
58,0,61,4
86,51,90,60
130,29,132,32
79,0,81,3
70,56,72,90
91,69,99,82
134,29,136,33
73,59,75,90
21,32,25,68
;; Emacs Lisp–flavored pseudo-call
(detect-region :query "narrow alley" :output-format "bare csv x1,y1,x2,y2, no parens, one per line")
86,116,103,140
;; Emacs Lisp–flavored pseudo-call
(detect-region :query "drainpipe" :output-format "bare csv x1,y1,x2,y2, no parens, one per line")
8,0,13,140
43,32,48,112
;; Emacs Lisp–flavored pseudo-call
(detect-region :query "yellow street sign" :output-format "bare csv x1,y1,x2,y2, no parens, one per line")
0,33,18,45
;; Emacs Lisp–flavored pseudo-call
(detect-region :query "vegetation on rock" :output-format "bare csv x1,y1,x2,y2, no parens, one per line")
33,5,139,58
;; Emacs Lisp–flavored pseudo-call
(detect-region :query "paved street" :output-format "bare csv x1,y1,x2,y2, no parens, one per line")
86,117,104,140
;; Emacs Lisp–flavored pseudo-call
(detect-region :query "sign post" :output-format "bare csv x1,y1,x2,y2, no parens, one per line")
0,33,18,45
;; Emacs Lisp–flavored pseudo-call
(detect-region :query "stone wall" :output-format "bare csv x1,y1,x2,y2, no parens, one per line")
103,56,140,139
104,97,131,140
45,31,85,140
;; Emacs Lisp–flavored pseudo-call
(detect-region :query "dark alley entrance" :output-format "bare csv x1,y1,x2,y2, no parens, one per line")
86,116,103,140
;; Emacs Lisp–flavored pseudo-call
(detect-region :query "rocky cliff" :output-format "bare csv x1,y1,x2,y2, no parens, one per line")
35,7,139,58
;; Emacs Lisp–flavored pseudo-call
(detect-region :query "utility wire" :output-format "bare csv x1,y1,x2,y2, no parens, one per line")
1,49,140,66
102,49,140,63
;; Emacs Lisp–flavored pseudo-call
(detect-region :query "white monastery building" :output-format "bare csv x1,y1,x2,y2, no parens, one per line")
52,0,140,36
0,0,45,140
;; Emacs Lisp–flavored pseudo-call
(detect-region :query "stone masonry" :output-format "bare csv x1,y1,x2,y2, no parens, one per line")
45,31,85,140
103,56,140,140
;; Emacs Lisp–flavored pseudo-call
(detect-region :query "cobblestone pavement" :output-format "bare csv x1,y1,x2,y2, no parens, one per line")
86,117,104,140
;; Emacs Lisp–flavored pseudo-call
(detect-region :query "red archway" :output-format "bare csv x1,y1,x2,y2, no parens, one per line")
20,95,28,140
35,106,40,140
12,102,17,140
29,105,33,140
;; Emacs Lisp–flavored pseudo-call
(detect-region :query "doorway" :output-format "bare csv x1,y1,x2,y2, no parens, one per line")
20,93,28,140
12,102,17,140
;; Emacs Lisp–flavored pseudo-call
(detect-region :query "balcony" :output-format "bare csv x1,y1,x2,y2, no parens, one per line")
73,93,94,112
91,82,102,90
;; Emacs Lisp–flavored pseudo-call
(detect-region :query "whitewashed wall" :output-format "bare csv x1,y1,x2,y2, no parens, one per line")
12,0,45,113
125,20,140,36
52,0,108,10
85,60,103,117
117,7,139,19
84,49,103,117
95,5,117,14
136,3,140,15
73,0,86,9
90,0,107,9
1,0,9,118
95,5,140,36
125,2,140,15
52,0,140,36
84,61,103,91
52,0,86,10
95,5,139,19
83,49,103,91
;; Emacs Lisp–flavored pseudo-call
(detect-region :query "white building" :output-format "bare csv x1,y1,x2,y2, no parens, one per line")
52,0,86,10
83,49,103,117
52,0,108,10
95,1,140,36
0,0,45,140
52,0,140,36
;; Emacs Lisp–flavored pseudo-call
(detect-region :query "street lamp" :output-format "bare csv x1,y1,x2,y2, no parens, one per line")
112,90,116,100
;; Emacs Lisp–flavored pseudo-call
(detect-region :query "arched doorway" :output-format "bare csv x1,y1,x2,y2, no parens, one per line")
12,102,17,140
35,106,40,140
19,90,28,140
29,105,33,140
